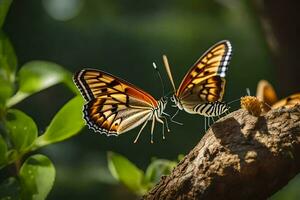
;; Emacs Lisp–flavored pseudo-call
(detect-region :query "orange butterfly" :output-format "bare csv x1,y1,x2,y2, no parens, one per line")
73,69,168,143
163,40,232,120
256,80,300,110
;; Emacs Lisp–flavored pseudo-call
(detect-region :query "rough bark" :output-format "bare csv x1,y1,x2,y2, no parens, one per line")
143,105,300,200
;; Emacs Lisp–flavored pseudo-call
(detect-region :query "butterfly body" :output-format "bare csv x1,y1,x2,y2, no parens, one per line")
193,101,229,117
171,95,228,116
164,40,232,118
74,69,168,142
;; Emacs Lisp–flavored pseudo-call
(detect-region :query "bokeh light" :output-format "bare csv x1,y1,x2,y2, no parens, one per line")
42,0,84,21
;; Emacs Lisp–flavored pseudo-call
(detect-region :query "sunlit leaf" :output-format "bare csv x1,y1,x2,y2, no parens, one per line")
144,158,177,188
107,151,146,195
34,96,84,148
7,61,70,107
4,109,37,153
19,154,55,200
0,177,21,200
0,135,7,167
18,61,68,93
0,0,12,28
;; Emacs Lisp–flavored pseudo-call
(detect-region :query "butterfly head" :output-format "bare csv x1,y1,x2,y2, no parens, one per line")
157,96,168,116
222,102,230,113
170,95,183,110
219,101,230,115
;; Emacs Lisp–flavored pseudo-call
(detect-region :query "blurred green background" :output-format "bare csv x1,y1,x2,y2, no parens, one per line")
3,0,299,199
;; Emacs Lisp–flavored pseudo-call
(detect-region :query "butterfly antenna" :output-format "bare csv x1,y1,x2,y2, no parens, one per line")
153,62,165,97
228,88,252,105
163,55,176,93
165,90,174,97
228,98,241,105
246,88,251,96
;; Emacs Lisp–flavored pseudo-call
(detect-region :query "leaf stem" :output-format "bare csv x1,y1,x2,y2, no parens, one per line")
15,157,21,173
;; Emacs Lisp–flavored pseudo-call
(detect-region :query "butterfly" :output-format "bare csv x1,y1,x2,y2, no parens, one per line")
73,69,168,143
272,93,300,109
256,80,300,110
163,40,232,119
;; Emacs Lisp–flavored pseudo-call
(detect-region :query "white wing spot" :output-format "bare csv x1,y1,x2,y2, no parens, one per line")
220,72,226,77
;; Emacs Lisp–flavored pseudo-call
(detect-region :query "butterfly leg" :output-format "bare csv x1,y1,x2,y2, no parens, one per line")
170,109,183,125
211,117,215,123
170,119,183,125
161,116,170,132
156,115,167,140
163,111,181,126
162,111,170,117
134,119,150,143
150,115,156,143
171,109,179,120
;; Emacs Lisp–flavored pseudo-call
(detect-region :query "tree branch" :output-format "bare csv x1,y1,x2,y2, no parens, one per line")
143,105,300,200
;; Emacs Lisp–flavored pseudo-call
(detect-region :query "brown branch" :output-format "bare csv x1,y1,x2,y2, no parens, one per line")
143,105,300,200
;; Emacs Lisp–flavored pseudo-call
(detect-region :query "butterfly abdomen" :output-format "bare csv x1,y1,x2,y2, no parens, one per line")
194,101,228,117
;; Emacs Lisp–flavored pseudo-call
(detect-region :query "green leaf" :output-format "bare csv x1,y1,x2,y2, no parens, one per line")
5,149,17,165
144,159,177,188
177,154,185,161
34,96,84,148
0,31,16,106
6,61,70,107
107,151,146,195
0,135,7,167
0,32,17,106
18,61,68,93
4,109,37,153
0,31,17,77
19,154,55,200
0,75,13,106
0,177,21,200
0,0,12,28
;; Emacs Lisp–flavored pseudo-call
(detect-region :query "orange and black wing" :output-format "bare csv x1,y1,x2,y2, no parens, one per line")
177,40,232,104
73,69,158,135
256,80,300,111
272,93,300,109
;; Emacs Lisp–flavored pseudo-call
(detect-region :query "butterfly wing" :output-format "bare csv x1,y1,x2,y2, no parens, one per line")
73,69,158,135
256,80,278,105
256,80,278,112
176,40,232,113
272,93,300,109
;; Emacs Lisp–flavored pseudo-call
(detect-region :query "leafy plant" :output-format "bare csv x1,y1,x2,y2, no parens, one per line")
0,1,84,199
107,151,178,196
